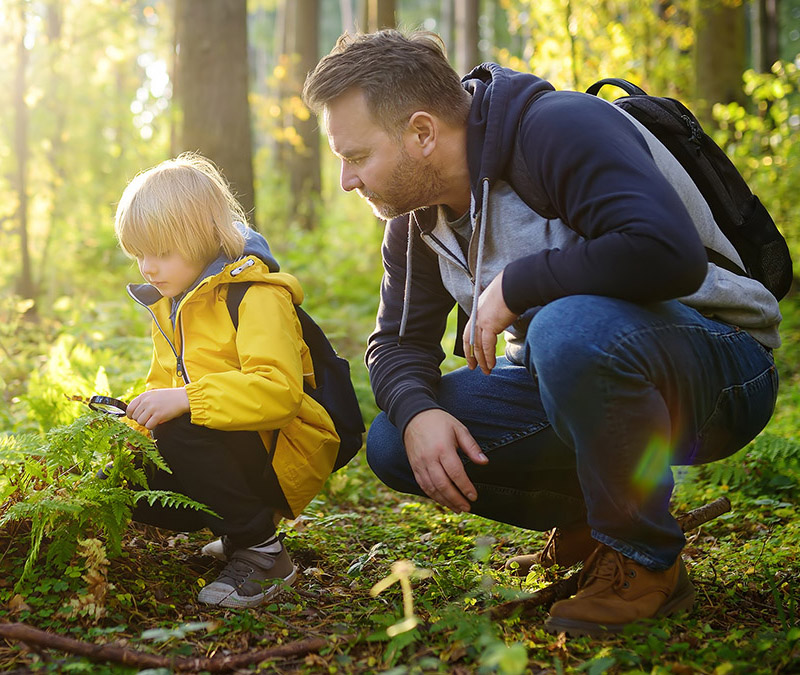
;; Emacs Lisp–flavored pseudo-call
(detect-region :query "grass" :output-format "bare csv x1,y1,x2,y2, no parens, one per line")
0,448,798,674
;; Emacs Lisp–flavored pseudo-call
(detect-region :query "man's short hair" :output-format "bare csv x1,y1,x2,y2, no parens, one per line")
115,152,246,265
303,29,471,136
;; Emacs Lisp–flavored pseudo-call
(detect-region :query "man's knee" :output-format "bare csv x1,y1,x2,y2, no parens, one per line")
365,413,419,494
528,296,613,375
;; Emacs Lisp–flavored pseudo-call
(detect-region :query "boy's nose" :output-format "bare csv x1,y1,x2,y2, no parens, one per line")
139,257,157,278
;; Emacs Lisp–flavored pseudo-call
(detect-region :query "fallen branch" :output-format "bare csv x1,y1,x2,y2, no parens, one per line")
489,496,732,619
0,622,340,672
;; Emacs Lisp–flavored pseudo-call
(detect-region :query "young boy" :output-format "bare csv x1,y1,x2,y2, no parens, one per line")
114,153,340,608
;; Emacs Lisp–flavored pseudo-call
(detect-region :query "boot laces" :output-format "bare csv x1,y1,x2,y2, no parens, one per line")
578,545,630,590
540,528,560,558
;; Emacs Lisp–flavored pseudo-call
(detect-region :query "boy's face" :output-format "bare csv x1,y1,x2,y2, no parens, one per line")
137,252,205,298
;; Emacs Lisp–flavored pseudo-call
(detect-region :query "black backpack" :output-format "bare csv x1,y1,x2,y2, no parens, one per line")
586,78,793,301
226,281,364,471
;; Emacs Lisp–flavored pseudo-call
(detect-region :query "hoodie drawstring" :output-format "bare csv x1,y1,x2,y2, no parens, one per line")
398,217,415,342
469,178,490,356
398,179,491,352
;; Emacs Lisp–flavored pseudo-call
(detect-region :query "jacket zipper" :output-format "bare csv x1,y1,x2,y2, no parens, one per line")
424,232,475,282
176,315,190,384
127,287,190,386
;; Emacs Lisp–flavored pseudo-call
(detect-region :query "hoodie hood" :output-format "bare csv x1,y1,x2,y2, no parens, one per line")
461,64,554,197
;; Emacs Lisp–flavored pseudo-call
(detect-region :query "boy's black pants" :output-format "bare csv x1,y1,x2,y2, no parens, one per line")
132,414,289,550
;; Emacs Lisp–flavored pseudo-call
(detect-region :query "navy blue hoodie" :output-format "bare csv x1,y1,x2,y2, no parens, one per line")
366,65,709,434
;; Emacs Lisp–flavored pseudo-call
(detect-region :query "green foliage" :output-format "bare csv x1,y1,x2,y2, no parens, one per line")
692,433,800,499
0,413,211,589
0,1,173,304
712,60,800,264
501,0,694,95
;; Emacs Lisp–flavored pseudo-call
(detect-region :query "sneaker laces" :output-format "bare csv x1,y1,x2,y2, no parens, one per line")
215,556,258,589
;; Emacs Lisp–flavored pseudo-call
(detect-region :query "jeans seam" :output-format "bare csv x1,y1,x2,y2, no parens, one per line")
479,420,551,454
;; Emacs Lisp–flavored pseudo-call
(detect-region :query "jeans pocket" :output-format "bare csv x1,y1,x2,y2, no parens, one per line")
690,364,778,465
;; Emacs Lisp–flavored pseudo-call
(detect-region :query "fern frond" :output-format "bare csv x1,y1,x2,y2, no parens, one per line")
133,490,218,518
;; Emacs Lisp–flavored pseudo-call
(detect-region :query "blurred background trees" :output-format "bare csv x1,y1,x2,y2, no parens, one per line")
0,0,798,343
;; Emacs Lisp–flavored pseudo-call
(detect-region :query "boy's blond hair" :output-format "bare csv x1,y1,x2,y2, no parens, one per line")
115,152,247,264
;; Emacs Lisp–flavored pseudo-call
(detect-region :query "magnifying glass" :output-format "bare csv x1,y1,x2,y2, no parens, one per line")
88,395,128,417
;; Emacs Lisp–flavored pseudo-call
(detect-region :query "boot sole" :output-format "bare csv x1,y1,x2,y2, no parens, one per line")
198,566,298,608
544,578,696,637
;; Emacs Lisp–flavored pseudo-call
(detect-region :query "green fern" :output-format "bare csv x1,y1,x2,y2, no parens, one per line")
0,413,215,590
696,433,800,497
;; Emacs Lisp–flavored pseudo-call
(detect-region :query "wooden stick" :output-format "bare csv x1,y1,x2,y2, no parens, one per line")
676,496,731,533
489,496,732,619
0,622,334,672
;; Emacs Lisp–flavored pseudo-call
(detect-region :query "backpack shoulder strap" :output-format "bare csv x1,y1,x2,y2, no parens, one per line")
225,281,252,330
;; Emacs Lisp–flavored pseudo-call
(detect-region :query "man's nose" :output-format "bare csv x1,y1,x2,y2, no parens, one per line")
340,162,363,192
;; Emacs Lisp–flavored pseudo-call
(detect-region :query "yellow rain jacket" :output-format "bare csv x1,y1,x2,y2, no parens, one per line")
127,255,339,518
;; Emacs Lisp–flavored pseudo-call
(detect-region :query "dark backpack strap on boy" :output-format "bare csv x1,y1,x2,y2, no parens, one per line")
225,281,365,472
587,78,793,301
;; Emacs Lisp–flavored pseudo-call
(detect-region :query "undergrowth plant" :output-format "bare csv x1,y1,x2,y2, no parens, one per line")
0,412,212,590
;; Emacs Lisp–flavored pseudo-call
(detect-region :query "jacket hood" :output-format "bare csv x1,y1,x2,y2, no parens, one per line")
461,64,553,195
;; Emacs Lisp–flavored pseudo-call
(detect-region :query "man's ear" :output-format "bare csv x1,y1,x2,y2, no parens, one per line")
406,111,437,158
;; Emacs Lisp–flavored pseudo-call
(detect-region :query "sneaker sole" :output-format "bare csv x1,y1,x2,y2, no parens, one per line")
544,579,696,637
198,566,298,608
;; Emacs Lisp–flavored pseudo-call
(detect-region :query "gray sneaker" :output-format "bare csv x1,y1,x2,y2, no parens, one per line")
197,546,297,608
201,537,230,561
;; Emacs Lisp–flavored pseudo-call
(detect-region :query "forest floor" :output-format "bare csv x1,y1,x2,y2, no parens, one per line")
1,453,798,675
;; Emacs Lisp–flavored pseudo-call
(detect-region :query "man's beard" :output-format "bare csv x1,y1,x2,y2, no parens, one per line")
359,147,445,220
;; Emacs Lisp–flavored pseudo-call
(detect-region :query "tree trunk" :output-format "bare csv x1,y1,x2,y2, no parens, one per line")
455,0,480,75
339,0,356,34
694,0,747,122
175,0,255,222
287,0,321,230
367,0,395,31
13,1,35,301
439,0,455,60
751,0,780,73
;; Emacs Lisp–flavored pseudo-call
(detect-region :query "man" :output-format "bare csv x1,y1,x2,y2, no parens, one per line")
303,30,781,636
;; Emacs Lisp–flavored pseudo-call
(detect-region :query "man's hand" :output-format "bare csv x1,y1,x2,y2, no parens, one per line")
464,271,518,374
127,388,190,430
404,409,488,513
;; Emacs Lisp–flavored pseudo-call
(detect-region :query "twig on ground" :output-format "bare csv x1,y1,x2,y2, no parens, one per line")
0,622,346,673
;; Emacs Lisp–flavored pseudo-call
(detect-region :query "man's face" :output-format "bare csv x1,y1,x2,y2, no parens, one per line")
325,89,443,220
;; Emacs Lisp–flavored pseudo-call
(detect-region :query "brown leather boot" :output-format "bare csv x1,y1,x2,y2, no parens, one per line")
505,524,597,576
545,545,695,636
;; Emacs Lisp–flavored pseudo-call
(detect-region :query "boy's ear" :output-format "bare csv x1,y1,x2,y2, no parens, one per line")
406,111,437,158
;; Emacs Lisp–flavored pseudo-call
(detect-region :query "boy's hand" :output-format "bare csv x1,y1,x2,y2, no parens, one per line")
127,388,190,430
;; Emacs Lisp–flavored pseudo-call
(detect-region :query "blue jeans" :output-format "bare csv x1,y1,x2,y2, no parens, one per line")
367,296,778,569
